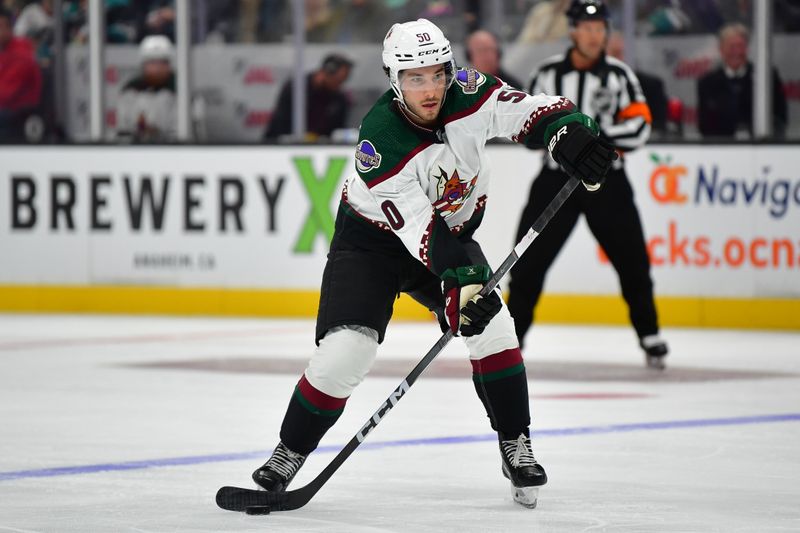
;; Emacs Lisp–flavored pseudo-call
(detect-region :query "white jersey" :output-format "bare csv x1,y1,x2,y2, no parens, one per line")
338,68,577,276
115,74,177,142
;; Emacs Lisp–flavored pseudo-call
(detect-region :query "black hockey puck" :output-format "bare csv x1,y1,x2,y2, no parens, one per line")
245,505,271,515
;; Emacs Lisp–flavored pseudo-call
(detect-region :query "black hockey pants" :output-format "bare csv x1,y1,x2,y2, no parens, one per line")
507,165,660,346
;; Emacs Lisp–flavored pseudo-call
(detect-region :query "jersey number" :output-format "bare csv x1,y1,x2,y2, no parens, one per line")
381,200,405,230
498,90,526,103
416,32,431,43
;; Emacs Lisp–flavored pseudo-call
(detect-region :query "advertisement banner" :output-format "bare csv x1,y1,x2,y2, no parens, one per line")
1,145,798,308
1,147,347,287
479,146,800,299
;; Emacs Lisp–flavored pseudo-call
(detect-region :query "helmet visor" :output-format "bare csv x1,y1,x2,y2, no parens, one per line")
396,63,453,93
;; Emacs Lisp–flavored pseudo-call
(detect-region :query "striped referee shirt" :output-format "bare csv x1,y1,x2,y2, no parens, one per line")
528,49,652,158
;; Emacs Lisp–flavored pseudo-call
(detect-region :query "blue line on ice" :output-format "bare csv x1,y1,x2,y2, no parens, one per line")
2,413,798,482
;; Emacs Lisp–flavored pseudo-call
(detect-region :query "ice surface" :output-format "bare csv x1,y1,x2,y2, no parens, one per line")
1,314,798,532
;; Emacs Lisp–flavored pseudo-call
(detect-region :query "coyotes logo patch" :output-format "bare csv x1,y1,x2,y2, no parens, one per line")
433,166,478,217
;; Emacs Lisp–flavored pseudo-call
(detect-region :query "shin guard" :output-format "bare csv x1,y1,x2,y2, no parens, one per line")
471,348,531,440
279,375,347,455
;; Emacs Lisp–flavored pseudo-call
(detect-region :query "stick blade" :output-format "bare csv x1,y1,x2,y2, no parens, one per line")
216,486,288,512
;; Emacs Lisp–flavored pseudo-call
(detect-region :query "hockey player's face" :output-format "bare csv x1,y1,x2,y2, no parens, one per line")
399,65,447,126
143,59,172,86
572,20,607,62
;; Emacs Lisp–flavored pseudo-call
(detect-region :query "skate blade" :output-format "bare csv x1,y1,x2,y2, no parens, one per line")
646,355,666,370
511,485,539,508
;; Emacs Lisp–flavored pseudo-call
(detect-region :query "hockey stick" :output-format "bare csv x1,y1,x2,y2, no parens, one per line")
216,176,582,514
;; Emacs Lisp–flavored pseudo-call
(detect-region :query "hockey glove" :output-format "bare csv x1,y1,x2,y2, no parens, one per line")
441,265,502,337
545,113,618,191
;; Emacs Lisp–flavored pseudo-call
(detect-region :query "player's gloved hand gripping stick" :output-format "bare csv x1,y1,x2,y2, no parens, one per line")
441,265,502,337
216,121,617,515
545,113,616,192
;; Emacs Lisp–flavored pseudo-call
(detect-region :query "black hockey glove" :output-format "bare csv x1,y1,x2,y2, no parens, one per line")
545,113,618,191
441,265,502,337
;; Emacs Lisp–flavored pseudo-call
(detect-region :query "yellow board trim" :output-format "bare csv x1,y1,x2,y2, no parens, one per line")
0,285,798,330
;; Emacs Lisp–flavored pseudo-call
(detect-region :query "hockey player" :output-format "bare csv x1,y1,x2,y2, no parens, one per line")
506,0,670,369
116,35,176,142
251,18,616,508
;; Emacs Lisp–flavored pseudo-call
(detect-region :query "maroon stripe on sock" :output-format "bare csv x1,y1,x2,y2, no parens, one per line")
471,348,524,375
297,375,348,411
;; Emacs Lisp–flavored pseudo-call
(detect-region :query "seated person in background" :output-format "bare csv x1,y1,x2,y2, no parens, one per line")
263,53,352,142
116,35,176,142
515,0,570,44
321,0,392,43
607,31,668,137
139,0,175,42
697,23,788,139
13,0,54,42
0,7,43,143
63,0,138,43
464,29,523,90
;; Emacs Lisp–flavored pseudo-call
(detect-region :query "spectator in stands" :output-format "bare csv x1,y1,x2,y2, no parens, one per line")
465,29,523,90
516,0,570,44
607,31,668,137
235,0,257,42
13,0,58,71
0,6,42,143
464,0,481,34
190,0,240,43
116,34,176,142
258,0,289,42
306,0,389,43
305,0,334,42
263,53,352,142
137,0,175,42
13,0,53,41
63,1,88,43
64,1,137,44
635,0,746,34
105,0,137,43
697,23,788,139
776,0,800,32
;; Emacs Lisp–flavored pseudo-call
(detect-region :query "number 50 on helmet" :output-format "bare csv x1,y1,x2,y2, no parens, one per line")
382,19,456,106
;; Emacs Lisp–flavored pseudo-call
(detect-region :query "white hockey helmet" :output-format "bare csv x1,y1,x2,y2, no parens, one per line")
139,35,173,64
382,19,456,105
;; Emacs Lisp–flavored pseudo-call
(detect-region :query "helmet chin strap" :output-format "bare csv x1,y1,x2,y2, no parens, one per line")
395,88,450,128
396,99,433,126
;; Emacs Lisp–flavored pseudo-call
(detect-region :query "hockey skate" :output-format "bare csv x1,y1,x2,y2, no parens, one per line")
640,335,669,370
252,442,307,492
499,433,547,508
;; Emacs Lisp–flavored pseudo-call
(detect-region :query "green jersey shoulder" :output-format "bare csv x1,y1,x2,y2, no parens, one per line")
354,90,431,186
441,67,503,118
353,69,503,186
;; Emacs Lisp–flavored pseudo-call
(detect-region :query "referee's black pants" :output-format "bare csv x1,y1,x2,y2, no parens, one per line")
507,165,660,346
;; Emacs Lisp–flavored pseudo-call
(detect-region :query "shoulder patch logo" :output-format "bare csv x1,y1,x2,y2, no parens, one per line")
455,68,486,95
355,140,382,173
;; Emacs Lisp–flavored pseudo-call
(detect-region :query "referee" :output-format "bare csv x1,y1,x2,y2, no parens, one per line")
507,0,669,369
